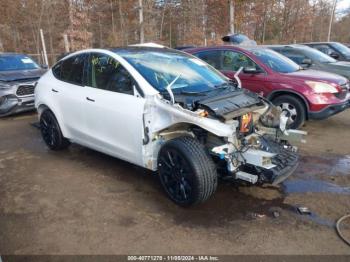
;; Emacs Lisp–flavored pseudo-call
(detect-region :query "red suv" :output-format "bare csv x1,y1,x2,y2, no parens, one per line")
185,46,350,128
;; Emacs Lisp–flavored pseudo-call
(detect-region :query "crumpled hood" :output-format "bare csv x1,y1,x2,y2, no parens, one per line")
196,89,264,120
0,68,46,82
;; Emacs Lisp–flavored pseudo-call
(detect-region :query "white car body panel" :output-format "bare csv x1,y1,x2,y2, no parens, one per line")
82,86,146,166
35,49,240,170
35,48,306,177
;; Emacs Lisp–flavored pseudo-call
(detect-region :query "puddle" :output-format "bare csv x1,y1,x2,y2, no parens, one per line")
283,179,350,195
298,155,350,177
296,211,335,227
332,155,350,175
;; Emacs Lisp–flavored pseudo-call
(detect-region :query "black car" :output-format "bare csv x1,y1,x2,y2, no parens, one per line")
301,42,350,62
267,45,350,81
0,53,46,117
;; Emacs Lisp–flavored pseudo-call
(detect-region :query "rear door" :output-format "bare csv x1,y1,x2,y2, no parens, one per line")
52,54,88,141
82,52,145,166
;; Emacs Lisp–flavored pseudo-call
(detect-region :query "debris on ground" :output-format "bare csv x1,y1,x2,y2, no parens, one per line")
297,206,312,215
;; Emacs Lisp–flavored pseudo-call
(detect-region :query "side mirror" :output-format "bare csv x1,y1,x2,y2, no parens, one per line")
330,52,339,59
243,66,261,74
301,59,312,67
41,64,48,69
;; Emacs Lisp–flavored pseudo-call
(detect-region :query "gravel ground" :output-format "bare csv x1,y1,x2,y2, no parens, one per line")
0,110,349,255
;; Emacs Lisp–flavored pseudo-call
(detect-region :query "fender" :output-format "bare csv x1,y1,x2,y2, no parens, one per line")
37,103,70,138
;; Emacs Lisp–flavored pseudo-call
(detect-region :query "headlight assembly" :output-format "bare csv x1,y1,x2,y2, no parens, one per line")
305,81,339,94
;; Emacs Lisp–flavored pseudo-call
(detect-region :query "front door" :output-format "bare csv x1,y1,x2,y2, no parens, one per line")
219,50,269,95
83,52,145,166
195,50,269,95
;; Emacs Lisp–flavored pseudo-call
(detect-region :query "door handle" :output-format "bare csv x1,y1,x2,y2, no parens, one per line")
52,89,58,93
86,97,95,102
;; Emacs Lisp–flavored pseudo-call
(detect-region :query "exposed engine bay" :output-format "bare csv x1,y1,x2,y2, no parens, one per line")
142,74,306,186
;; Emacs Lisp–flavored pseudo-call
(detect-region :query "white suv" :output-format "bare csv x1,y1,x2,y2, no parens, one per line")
35,47,306,206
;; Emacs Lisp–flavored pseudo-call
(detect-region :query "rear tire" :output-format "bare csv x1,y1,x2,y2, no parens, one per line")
272,95,306,129
157,136,217,207
40,110,70,150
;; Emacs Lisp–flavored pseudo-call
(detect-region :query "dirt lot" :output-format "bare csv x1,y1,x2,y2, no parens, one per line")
0,110,349,255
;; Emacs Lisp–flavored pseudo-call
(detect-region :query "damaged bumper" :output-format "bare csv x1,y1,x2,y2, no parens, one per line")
0,94,35,116
246,140,299,185
213,141,299,185
0,83,36,117
212,127,306,185
308,100,350,120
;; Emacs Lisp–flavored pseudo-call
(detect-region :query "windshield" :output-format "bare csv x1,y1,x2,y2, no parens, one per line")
0,55,40,71
249,48,300,73
118,49,228,93
302,47,337,63
332,42,350,57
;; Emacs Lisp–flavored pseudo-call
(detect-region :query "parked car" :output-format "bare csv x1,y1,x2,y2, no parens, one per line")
185,46,350,129
268,45,350,80
35,46,306,206
0,53,46,117
301,42,350,62
222,33,257,46
175,45,196,50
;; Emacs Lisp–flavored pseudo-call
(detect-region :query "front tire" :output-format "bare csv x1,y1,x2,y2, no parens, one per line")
272,95,306,129
40,110,70,150
158,137,217,206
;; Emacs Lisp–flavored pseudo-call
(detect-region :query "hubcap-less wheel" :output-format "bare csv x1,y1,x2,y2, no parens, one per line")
272,95,306,129
278,102,297,124
40,112,59,147
158,149,192,204
158,137,217,206
40,110,70,150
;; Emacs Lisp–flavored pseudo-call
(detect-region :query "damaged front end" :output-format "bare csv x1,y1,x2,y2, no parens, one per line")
208,96,306,185
143,84,306,186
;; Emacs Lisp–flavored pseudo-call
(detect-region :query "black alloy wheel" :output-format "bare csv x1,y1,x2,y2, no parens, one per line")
158,137,217,206
40,110,70,150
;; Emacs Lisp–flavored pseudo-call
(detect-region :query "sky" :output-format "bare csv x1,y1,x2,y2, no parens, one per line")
336,0,350,14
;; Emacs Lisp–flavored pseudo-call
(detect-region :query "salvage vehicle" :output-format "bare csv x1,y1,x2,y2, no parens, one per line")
35,46,306,206
268,45,350,81
185,46,350,129
301,42,350,62
0,53,47,117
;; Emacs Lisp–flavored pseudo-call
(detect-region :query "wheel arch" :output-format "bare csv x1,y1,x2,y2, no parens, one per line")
37,103,69,137
266,90,310,120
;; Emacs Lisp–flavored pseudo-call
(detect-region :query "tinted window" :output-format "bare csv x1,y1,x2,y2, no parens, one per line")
300,47,336,63
52,62,62,79
313,45,334,56
0,55,40,71
60,54,86,85
220,51,259,71
196,50,221,68
279,50,308,65
249,48,300,73
88,53,134,95
195,50,260,72
332,43,350,57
